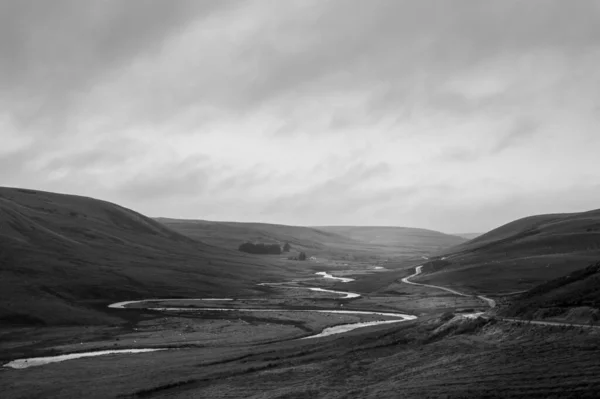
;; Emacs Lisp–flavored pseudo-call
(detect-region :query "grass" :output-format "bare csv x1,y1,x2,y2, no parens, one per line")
0,186,465,327
4,185,600,398
157,219,466,261
0,186,297,326
416,208,600,293
3,315,600,398
499,261,600,325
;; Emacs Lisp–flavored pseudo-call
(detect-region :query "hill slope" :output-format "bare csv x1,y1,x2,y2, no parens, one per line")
155,218,365,257
415,209,600,294
452,232,482,240
315,226,465,254
500,261,600,324
157,219,466,260
0,187,284,326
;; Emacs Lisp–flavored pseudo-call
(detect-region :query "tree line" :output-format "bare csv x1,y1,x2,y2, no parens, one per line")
238,241,292,255
237,242,308,260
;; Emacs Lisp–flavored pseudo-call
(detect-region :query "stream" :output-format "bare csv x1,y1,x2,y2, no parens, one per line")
4,270,415,369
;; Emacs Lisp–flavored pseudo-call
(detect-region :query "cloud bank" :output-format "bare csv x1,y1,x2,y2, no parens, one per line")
2,0,600,232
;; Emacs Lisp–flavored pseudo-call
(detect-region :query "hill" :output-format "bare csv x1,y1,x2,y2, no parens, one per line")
315,226,465,254
0,187,286,326
155,218,364,258
499,261,600,324
451,232,482,240
157,219,466,261
414,209,600,294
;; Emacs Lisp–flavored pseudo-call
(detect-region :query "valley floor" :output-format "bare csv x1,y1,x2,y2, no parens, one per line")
2,261,599,398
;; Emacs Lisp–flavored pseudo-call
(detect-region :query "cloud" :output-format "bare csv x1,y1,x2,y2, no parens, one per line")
491,118,539,154
2,1,600,232
0,0,234,133
116,155,213,201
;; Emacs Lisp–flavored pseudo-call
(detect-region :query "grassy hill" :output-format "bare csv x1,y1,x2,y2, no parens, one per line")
499,261,600,324
414,209,600,294
157,219,466,261
155,218,367,259
451,232,482,240
0,187,287,326
315,226,465,255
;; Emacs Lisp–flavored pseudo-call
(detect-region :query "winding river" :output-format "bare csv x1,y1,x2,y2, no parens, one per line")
4,271,415,369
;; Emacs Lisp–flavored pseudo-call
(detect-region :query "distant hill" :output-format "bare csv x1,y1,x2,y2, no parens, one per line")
500,261,600,325
157,219,466,261
155,218,364,258
451,232,482,240
414,209,600,294
0,187,284,326
314,226,466,255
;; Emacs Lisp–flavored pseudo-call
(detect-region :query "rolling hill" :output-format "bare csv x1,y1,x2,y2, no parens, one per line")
414,209,600,294
0,187,287,326
155,218,365,258
451,232,482,240
499,260,600,324
157,219,466,261
315,226,465,254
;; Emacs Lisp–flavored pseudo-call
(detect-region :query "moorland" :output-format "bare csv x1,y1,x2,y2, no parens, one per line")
1,186,600,398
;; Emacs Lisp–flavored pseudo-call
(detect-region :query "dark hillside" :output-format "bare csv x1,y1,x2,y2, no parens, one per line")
0,187,284,326
415,209,600,293
500,261,600,324
156,218,358,254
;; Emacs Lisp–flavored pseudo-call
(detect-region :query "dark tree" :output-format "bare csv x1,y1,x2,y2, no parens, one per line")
268,244,282,255
298,252,307,261
283,242,291,252
238,242,281,255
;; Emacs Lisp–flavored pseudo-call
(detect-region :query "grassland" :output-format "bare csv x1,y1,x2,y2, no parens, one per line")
157,219,466,261
0,187,299,326
414,208,600,294
497,261,600,325
3,186,600,398
3,313,599,398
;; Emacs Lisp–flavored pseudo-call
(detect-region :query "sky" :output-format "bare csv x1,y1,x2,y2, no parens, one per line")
2,0,600,233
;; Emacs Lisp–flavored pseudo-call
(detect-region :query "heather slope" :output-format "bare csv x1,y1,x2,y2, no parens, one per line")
155,218,362,256
416,209,600,294
316,225,465,253
500,261,600,324
0,187,284,326
158,219,466,261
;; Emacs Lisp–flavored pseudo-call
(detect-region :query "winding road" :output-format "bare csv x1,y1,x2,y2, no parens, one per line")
402,265,496,308
403,264,600,329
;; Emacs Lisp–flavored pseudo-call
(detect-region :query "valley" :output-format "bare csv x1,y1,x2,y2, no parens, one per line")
2,257,599,398
2,187,600,398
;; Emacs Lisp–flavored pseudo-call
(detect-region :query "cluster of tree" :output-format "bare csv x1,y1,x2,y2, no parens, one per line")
238,242,282,255
283,242,291,252
287,251,307,261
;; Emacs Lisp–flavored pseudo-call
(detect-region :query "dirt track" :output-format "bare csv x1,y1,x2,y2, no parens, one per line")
401,265,497,308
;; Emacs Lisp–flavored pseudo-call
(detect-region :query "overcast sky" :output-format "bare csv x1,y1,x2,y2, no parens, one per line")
2,0,600,233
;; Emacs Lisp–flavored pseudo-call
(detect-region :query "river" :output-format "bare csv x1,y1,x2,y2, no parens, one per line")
4,270,415,369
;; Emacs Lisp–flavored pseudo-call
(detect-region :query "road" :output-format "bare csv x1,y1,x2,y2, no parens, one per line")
402,265,497,308
402,264,600,329
500,317,600,329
